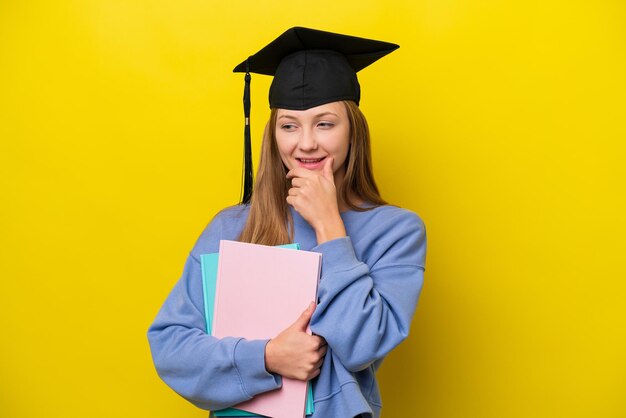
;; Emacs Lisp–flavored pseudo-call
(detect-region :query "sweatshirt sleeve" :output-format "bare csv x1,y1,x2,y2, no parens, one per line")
146,215,282,410
309,210,426,373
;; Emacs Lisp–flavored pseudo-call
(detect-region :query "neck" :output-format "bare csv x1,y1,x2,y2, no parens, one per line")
338,191,364,212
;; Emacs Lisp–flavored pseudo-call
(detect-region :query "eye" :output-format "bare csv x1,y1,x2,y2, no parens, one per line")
280,123,297,131
317,121,335,129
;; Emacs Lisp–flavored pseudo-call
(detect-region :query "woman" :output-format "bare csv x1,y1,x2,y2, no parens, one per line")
148,27,427,418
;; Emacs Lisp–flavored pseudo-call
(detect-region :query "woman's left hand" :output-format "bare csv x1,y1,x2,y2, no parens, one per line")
286,157,347,244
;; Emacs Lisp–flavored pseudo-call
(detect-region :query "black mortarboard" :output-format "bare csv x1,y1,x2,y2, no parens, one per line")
233,27,399,204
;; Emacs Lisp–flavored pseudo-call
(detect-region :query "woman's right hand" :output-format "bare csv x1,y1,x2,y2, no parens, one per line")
264,302,327,381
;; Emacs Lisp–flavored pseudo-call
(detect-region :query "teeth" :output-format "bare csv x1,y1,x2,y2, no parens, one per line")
299,158,323,163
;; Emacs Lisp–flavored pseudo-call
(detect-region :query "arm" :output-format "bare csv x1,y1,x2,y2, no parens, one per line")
146,218,282,410
309,211,426,372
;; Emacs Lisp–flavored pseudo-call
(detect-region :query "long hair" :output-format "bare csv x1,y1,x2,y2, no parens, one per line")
238,100,386,245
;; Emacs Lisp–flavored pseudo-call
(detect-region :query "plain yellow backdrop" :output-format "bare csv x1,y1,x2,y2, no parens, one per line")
1,1,625,417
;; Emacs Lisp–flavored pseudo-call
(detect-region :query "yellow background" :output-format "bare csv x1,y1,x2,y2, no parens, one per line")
1,0,624,417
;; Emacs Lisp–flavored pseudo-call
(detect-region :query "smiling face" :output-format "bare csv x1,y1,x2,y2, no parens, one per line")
275,101,351,185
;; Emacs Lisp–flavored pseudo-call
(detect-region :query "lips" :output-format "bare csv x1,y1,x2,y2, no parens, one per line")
296,157,326,163
295,156,327,169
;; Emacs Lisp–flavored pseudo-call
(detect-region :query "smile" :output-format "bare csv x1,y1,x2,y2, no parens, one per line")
296,157,326,163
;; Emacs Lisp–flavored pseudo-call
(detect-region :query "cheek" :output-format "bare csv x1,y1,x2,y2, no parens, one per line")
334,128,351,164
275,134,293,167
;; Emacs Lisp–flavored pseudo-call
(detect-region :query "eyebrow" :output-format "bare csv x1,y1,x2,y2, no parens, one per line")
278,112,339,120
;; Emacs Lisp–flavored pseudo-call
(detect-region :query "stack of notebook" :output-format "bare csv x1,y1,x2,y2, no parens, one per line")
200,240,321,418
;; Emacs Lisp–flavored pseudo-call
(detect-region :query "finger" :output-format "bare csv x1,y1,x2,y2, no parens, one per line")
313,356,325,369
288,187,299,196
290,177,306,188
286,167,317,180
322,156,334,181
308,368,321,380
313,336,326,348
318,344,328,357
291,302,315,330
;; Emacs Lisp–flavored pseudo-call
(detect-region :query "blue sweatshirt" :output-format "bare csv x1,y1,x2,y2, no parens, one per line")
147,204,426,417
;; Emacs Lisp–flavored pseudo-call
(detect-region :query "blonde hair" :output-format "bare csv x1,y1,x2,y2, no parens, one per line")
238,100,386,245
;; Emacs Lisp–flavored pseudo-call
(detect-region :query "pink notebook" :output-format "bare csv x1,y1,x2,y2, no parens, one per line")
212,240,322,418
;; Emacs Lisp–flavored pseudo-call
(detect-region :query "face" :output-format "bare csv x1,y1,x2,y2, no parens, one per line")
275,101,350,185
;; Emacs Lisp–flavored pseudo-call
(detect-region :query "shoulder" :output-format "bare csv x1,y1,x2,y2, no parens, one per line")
349,204,425,234
375,205,424,225
212,204,251,225
345,205,427,268
190,204,251,257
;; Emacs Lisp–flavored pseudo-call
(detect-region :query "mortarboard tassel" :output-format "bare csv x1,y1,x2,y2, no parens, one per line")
240,58,253,204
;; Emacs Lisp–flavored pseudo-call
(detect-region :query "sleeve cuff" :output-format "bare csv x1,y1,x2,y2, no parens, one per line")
312,236,361,275
233,338,282,398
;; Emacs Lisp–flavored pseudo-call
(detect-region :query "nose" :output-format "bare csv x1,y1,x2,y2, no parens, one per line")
298,128,318,152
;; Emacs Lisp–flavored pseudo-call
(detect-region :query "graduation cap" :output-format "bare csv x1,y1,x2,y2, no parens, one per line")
233,27,399,204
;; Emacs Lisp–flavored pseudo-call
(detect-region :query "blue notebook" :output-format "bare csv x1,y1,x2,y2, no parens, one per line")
200,243,314,416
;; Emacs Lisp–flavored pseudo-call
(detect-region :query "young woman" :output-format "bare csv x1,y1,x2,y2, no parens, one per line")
148,27,427,418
